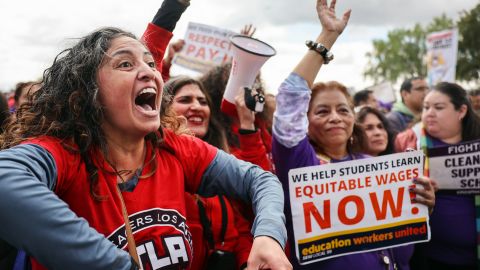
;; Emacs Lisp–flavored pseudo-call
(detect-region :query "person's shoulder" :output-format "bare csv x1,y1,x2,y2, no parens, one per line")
386,110,401,120
162,128,217,155
162,128,198,145
23,136,77,153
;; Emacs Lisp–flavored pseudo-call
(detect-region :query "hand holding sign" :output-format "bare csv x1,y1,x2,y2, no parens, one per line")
410,176,435,215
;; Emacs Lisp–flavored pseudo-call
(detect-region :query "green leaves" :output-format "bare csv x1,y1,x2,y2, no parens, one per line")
363,7,480,86
457,4,480,82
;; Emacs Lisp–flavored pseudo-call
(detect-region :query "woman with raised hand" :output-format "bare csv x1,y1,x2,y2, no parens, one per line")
272,0,433,268
396,82,480,270
163,75,254,270
199,63,274,172
0,27,290,270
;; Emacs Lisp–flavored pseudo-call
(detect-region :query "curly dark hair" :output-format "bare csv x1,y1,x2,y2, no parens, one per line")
0,93,10,133
0,27,176,199
199,62,269,148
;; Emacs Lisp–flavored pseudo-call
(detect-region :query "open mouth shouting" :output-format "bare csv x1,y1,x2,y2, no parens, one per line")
135,87,158,116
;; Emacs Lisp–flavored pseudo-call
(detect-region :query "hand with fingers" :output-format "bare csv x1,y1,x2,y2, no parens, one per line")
246,236,292,270
240,24,257,37
293,0,351,86
164,39,185,66
316,0,351,42
235,87,256,131
410,176,436,215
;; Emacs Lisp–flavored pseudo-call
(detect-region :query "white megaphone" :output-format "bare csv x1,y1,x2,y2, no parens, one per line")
221,35,276,117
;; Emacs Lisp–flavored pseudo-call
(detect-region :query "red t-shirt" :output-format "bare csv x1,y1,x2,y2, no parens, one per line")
27,129,217,270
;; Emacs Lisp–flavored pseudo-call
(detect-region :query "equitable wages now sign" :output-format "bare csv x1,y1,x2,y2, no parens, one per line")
288,151,430,265
428,139,480,195
173,22,237,73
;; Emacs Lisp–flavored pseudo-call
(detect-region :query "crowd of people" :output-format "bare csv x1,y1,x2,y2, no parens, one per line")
0,0,479,269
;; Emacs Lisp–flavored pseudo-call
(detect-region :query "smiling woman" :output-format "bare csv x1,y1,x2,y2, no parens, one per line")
0,27,290,270
271,0,436,269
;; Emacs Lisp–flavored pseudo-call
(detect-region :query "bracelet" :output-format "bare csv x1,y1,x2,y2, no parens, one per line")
238,128,257,135
305,40,334,64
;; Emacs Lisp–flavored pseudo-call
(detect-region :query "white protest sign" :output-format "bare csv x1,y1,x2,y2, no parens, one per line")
426,28,458,86
368,81,396,103
428,139,480,195
173,22,237,73
288,151,430,265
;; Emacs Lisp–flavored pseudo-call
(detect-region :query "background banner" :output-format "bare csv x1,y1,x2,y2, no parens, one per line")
173,22,237,73
425,28,458,86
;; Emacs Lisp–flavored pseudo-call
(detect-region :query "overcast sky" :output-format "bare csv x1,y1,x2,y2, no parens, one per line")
0,0,477,94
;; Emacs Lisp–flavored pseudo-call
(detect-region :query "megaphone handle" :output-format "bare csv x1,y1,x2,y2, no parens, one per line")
244,87,257,112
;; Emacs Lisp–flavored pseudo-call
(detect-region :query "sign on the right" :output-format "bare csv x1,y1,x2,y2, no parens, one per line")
428,139,480,195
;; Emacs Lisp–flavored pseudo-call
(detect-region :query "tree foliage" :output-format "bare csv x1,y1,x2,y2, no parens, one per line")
363,13,466,84
457,4,480,83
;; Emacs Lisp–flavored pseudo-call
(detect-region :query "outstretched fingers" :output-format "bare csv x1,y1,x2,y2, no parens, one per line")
318,0,328,10
342,9,352,24
329,0,336,10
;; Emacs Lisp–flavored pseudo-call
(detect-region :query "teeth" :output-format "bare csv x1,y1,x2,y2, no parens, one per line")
188,116,203,123
139,88,156,95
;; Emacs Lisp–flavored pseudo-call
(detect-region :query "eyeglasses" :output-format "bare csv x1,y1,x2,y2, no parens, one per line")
412,86,429,92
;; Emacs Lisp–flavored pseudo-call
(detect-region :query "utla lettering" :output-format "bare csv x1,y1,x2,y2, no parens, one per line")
137,236,189,270
303,188,405,233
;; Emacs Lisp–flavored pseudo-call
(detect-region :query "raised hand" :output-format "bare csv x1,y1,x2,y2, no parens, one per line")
240,24,257,37
164,39,185,66
235,87,256,131
317,0,351,35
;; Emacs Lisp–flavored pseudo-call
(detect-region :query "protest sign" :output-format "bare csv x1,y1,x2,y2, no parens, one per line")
425,28,458,86
173,22,237,73
288,151,430,264
428,139,480,195
367,81,396,103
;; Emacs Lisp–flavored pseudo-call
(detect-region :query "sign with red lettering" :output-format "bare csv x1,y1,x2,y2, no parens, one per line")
173,22,237,73
427,139,480,195
288,151,429,264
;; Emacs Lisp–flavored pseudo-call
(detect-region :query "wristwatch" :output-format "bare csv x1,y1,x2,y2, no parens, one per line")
305,40,334,64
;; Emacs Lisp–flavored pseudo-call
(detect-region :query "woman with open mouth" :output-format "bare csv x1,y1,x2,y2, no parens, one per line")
0,27,291,270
